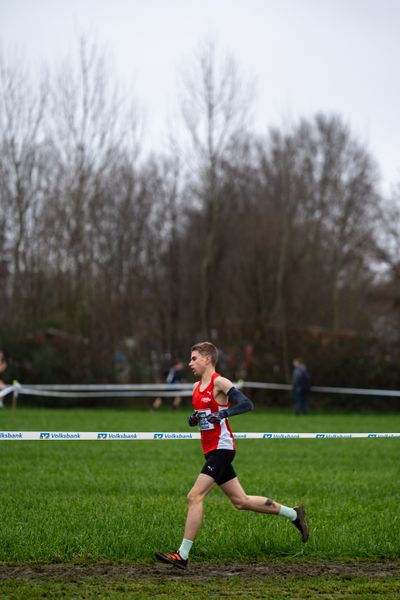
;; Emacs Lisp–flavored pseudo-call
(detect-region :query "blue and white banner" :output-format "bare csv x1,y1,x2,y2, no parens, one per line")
0,431,399,441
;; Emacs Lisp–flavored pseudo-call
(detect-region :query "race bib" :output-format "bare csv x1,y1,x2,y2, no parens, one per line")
197,409,215,431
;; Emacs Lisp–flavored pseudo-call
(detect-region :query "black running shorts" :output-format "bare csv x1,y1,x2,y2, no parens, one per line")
201,449,236,486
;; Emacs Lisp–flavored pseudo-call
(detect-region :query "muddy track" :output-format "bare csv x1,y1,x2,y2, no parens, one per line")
0,561,399,581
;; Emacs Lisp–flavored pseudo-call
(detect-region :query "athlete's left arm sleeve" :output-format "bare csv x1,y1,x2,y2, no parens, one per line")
219,387,253,418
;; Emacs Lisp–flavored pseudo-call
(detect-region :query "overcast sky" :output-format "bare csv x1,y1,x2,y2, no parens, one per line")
1,0,399,193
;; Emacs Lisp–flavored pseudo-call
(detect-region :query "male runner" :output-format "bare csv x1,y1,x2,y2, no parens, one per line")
155,341,308,570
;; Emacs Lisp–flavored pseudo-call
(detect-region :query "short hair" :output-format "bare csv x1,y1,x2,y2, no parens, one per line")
191,342,218,366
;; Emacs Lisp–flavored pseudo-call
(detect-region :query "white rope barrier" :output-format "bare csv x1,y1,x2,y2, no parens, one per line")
1,382,399,399
0,384,193,399
12,389,194,398
243,382,400,397
0,385,15,398
0,431,399,441
18,383,193,390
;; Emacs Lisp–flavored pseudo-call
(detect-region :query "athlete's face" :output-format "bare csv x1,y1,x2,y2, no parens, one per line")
189,351,210,377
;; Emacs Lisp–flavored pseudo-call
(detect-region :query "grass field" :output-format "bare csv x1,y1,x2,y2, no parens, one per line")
1,570,400,600
0,408,399,598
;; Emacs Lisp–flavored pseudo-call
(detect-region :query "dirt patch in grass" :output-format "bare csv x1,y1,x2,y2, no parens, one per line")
0,561,399,582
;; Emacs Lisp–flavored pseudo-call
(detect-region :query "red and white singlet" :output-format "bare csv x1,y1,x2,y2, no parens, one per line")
192,372,236,454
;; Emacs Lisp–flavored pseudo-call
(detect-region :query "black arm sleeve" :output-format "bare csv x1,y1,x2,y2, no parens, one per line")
220,387,253,418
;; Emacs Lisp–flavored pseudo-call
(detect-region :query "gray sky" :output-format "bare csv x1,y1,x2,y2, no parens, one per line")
1,0,399,193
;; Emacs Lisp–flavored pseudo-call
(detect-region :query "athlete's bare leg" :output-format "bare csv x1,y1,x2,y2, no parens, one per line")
183,473,216,540
221,477,309,542
220,477,282,514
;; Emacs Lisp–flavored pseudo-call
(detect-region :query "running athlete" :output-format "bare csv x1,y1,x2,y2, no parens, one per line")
155,341,308,570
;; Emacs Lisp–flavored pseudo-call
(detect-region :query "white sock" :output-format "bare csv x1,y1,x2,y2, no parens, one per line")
278,504,297,521
178,538,193,560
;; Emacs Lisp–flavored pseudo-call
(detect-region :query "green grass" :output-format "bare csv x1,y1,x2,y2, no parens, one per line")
0,409,399,563
2,574,400,599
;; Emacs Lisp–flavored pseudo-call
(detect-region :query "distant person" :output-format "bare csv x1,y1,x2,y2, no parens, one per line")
0,350,8,409
236,343,254,380
292,357,311,416
155,342,308,570
152,358,186,410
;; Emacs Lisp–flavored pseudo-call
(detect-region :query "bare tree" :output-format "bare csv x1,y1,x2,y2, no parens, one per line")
0,50,48,321
373,183,400,332
179,38,253,336
308,115,379,335
45,38,135,336
221,115,381,376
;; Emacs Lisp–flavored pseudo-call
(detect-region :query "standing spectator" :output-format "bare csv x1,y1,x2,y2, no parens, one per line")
152,358,186,410
0,350,8,409
167,359,186,409
292,357,311,416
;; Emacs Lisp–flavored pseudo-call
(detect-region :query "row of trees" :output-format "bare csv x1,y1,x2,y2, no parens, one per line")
1,39,399,387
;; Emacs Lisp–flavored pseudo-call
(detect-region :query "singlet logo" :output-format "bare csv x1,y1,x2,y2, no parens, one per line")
200,396,211,403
